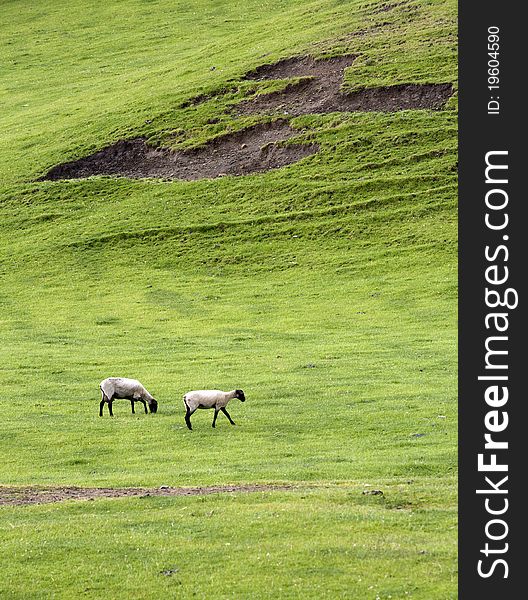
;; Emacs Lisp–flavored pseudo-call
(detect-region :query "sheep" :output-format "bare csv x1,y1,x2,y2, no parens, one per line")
183,389,246,430
99,377,158,417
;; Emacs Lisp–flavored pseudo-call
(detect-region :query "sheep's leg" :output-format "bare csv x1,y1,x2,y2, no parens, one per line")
139,399,148,414
212,408,220,428
100,392,110,416
185,407,196,431
131,400,135,414
108,400,114,417
221,407,236,425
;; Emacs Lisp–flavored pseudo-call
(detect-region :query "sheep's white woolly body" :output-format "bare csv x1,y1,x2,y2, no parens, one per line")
183,389,245,430
184,389,237,411
101,377,154,401
99,377,158,416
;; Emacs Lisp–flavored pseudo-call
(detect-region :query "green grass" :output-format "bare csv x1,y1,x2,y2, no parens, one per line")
0,488,456,599
0,0,457,597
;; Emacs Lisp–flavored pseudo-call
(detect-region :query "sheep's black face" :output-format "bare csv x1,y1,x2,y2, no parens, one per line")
236,389,246,402
149,399,158,413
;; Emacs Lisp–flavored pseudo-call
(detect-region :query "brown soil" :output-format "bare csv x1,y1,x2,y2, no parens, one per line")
41,120,317,181
243,54,357,81
0,484,293,506
237,55,453,116
41,53,454,182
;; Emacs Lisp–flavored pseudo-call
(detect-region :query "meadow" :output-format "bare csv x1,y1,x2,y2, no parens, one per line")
0,0,457,597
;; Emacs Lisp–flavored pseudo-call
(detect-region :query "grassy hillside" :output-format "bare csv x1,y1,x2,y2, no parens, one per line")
0,0,457,598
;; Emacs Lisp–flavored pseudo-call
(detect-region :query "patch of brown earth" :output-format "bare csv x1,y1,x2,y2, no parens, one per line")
41,52,454,182
181,55,358,110
0,484,293,506
41,120,317,181
243,54,357,81
333,82,454,112
237,54,454,116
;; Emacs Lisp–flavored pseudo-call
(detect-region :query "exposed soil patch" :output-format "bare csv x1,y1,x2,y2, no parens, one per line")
0,484,293,506
183,55,358,109
335,82,454,112
243,54,357,81
41,52,454,182
238,54,453,116
238,80,453,116
41,120,317,181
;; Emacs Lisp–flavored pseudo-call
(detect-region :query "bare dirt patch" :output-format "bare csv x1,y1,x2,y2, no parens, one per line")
0,484,293,506
243,54,357,81
40,52,454,182
237,54,453,116
41,120,317,181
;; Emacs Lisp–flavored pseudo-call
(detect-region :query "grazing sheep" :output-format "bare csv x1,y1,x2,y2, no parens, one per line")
99,377,158,417
183,389,246,430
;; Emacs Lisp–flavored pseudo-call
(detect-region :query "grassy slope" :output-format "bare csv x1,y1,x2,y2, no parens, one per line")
0,0,457,597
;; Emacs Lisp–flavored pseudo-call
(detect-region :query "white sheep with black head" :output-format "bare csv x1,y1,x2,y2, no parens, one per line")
183,389,246,430
99,377,158,416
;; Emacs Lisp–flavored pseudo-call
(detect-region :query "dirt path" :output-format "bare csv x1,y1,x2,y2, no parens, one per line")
0,484,293,506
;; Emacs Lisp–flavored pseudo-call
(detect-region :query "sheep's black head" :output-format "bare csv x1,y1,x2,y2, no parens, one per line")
149,399,158,413
236,389,246,402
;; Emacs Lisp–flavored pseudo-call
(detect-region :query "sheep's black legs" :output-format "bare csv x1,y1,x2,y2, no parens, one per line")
212,409,220,428
130,399,148,414
100,392,112,416
185,407,196,431
221,407,236,425
130,398,148,415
